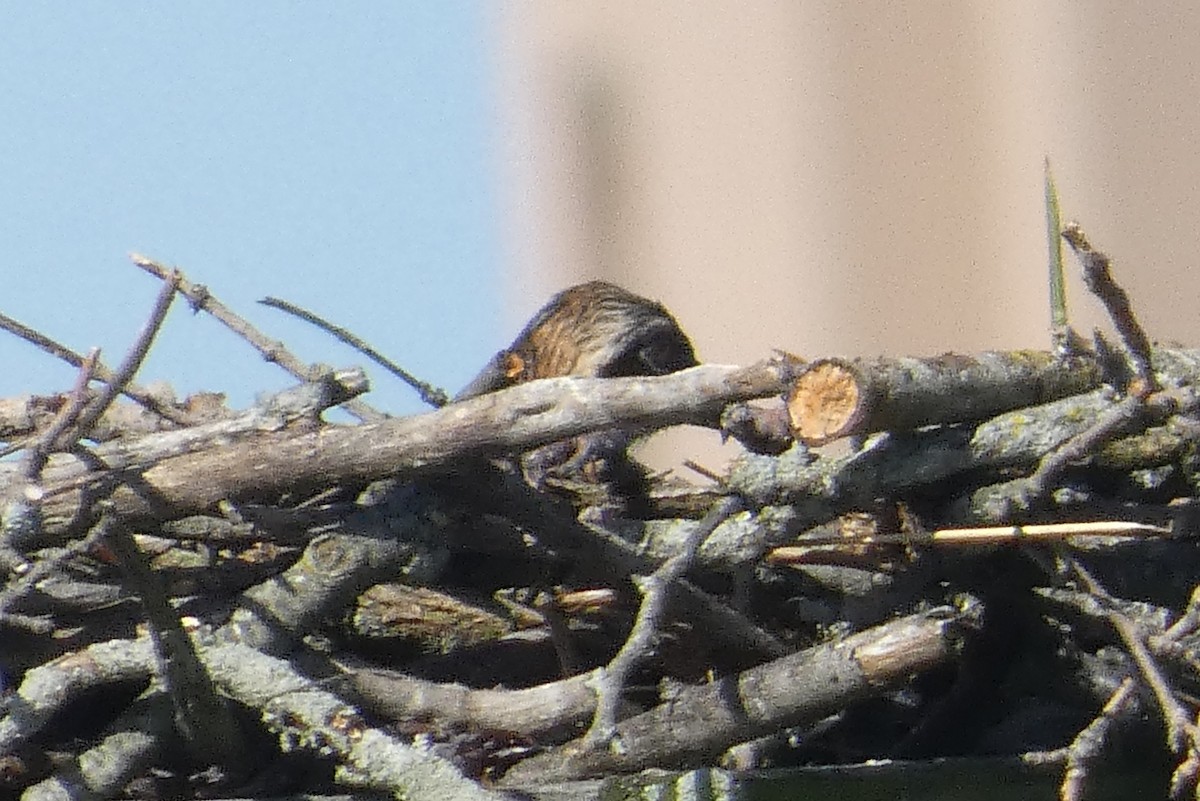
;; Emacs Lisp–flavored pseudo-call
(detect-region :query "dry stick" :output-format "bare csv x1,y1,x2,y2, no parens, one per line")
17,349,100,470
489,474,785,659
22,692,176,801
1061,222,1159,394
260,295,449,408
0,353,104,612
2,636,503,801
999,221,1172,509
130,253,387,424
584,495,744,748
206,642,503,801
350,666,603,739
1170,733,1200,801
1023,394,1146,499
24,361,791,538
1164,585,1200,641
0,310,192,427
765,521,1170,562
0,351,100,570
502,605,974,784
64,270,181,448
0,515,449,771
4,275,178,566
965,384,1199,521
784,352,1101,446
1059,677,1140,801
1068,557,1200,785
102,506,246,769
0,540,107,632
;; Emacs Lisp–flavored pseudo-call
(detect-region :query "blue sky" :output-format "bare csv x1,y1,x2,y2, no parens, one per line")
0,5,500,418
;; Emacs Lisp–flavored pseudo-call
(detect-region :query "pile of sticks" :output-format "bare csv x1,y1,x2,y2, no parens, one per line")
3,230,1200,801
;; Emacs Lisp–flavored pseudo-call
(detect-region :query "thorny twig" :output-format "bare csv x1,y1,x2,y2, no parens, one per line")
260,295,449,408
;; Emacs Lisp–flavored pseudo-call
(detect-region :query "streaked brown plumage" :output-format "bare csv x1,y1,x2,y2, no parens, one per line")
456,281,698,510
456,281,697,401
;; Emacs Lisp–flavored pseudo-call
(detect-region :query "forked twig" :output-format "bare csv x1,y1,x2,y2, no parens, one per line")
63,270,181,447
584,495,743,747
0,310,192,426
131,253,386,423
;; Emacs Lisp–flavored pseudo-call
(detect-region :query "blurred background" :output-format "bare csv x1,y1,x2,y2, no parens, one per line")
3,3,1200,467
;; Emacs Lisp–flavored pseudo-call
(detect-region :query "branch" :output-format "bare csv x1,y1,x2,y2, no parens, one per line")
21,361,790,537
501,603,979,784
131,253,388,424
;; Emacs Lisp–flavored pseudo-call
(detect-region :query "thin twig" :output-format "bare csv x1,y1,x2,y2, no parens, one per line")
1024,394,1146,497
0,513,116,618
103,506,246,767
260,295,449,408
0,310,192,426
1061,222,1158,395
130,253,386,424
64,271,181,448
584,495,744,747
18,349,100,475
0,351,102,569
1069,557,1198,757
766,520,1170,561
1060,677,1139,801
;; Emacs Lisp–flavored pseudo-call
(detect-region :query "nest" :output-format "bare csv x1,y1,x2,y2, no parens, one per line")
4,228,1200,801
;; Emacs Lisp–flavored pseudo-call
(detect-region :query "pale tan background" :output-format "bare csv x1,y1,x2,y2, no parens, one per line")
489,3,1200,469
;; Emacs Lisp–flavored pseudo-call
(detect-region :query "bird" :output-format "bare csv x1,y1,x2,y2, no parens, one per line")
456,280,698,511
455,280,697,402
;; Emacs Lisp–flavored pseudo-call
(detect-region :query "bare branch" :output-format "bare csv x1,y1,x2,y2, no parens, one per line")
131,253,387,424
261,295,449,408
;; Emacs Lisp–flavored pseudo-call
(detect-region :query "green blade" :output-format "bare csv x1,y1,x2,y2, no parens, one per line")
1045,158,1067,329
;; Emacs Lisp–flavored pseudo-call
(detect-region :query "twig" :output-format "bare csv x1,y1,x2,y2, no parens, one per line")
103,506,246,767
0,513,114,619
207,642,502,800
1061,222,1158,395
0,352,101,570
765,520,1170,561
1060,677,1139,801
0,310,192,426
16,349,100,470
1023,394,1147,499
784,351,1101,445
22,692,176,801
23,361,790,538
130,253,386,424
584,496,743,748
682,459,724,484
1065,555,1200,797
502,604,977,784
260,295,449,408
64,270,181,448
1164,585,1200,640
